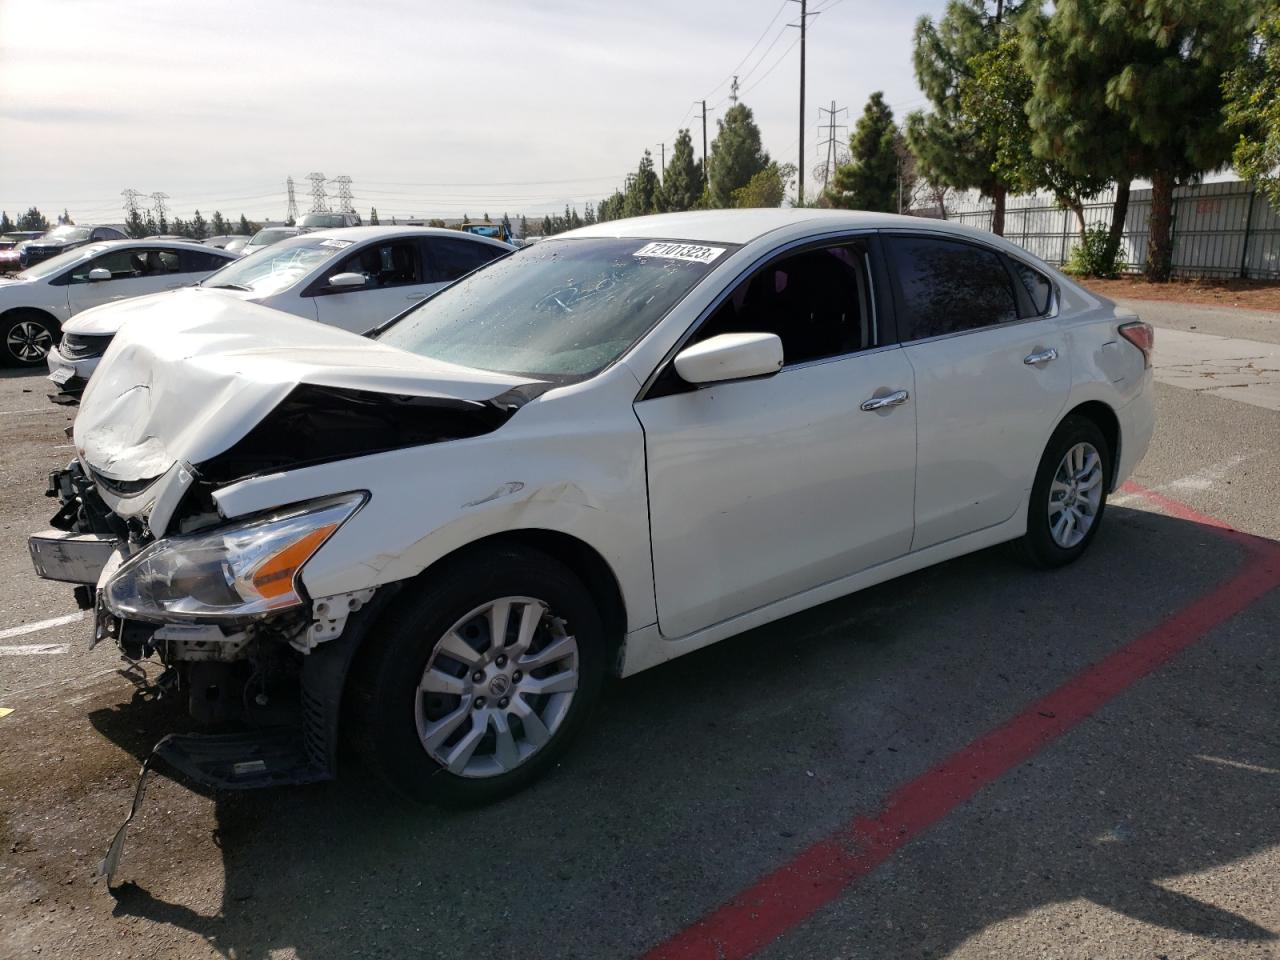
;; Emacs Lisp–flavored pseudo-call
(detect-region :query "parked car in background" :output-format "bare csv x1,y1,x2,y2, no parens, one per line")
19,224,127,268
297,211,361,231
0,239,235,371
239,226,300,257
195,225,511,332
0,231,44,272
203,235,240,249
222,235,251,254
28,210,1153,807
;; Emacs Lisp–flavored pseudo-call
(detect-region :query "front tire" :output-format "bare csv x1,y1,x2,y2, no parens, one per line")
1021,415,1112,568
347,546,606,806
2,310,58,367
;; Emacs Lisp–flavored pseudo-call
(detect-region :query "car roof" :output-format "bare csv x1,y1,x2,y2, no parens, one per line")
559,208,1008,247
299,225,514,249
60,239,238,259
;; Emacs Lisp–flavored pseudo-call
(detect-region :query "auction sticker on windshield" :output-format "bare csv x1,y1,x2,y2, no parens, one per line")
319,239,354,249
633,242,725,264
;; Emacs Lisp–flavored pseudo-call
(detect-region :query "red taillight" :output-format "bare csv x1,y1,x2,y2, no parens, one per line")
1118,321,1154,368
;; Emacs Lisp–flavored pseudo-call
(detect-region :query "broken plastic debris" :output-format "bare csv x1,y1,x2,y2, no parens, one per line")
0,707,12,720
96,734,173,887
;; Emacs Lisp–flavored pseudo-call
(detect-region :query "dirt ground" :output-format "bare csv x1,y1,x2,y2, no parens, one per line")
1082,276,1280,311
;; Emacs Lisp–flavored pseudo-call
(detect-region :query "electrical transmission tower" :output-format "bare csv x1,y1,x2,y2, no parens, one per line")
150,191,169,225
729,75,739,105
817,101,848,192
286,177,299,222
307,172,328,212
332,175,354,213
121,188,144,219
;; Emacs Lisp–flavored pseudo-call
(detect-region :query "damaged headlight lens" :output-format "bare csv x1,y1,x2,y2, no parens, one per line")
104,493,366,622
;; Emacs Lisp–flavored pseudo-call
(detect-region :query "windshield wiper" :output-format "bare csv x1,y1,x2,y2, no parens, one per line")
203,282,251,291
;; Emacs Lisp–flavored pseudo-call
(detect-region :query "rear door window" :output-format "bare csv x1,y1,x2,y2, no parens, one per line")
1011,260,1054,316
421,237,505,283
179,248,234,273
886,235,1020,341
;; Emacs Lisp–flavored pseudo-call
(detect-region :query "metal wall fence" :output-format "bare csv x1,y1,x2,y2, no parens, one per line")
937,179,1280,279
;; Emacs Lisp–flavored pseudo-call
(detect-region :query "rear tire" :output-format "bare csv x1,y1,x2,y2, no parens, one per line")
1,310,58,367
1021,415,1112,568
347,545,606,806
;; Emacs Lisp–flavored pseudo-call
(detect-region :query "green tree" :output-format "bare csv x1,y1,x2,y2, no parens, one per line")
428,218,447,228
662,128,703,212
169,216,188,237
1024,0,1252,281
961,33,1109,240
238,214,253,235
519,214,529,237
1225,3,1280,207
623,150,662,217
597,191,625,222
60,208,74,225
369,207,380,225
733,162,795,208
123,208,147,238
708,103,770,209
210,211,227,235
18,207,50,232
583,202,597,225
0,211,12,233
190,209,208,240
908,1,1020,234
828,92,900,212
501,212,512,237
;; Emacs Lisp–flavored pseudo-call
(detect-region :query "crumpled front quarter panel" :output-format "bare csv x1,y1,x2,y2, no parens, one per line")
212,370,658,632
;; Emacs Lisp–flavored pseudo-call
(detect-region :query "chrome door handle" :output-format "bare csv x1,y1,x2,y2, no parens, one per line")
860,389,910,412
1024,348,1058,365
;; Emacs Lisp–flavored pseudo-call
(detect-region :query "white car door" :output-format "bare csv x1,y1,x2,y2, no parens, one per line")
884,233,1071,550
311,238,439,333
635,239,917,639
65,247,187,315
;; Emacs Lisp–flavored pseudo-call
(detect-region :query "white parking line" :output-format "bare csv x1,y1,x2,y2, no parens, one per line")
0,643,69,656
0,407,56,416
0,611,84,641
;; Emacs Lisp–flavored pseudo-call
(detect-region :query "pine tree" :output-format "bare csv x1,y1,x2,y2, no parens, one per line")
1023,0,1251,280
60,208,74,225
124,209,147,238
211,211,227,235
708,104,769,209
519,214,529,237
238,214,253,235
18,207,50,232
662,129,702,212
542,215,553,235
733,162,794,208
583,202,596,225
0,211,13,233
190,209,208,240
624,150,662,217
370,207,380,225
144,211,158,236
501,212,512,237
827,93,900,212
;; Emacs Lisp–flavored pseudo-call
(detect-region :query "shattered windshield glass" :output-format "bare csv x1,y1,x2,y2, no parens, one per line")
377,237,732,380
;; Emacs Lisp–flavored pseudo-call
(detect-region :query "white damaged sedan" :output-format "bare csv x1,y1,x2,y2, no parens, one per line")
30,210,1154,808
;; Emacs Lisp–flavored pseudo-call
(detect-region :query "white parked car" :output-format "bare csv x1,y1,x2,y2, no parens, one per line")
0,239,235,369
30,210,1154,809
238,226,300,257
196,226,512,333
45,227,513,400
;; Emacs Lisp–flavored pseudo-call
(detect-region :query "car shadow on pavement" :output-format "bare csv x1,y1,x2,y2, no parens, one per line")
87,504,1279,959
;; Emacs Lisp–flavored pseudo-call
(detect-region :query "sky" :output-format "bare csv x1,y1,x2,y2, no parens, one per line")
0,0,949,226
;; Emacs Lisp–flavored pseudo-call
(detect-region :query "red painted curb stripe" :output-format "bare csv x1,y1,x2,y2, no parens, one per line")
644,488,1280,960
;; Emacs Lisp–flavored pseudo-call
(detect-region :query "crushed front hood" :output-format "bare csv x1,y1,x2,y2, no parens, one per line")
75,288,537,482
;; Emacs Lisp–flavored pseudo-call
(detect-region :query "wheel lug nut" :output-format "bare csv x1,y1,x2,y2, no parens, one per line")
498,697,509,708
495,655,507,667
472,671,484,683
474,697,486,709
512,670,522,682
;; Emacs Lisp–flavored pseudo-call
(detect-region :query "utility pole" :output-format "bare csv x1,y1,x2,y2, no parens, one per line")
817,100,847,192
285,177,299,224
788,0,817,206
700,99,709,192
659,142,665,183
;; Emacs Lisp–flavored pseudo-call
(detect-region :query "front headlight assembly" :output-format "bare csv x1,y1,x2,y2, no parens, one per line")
104,493,366,623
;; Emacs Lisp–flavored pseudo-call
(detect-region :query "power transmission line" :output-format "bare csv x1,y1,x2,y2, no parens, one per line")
285,177,298,222
307,172,327,213
149,191,169,225
332,175,354,213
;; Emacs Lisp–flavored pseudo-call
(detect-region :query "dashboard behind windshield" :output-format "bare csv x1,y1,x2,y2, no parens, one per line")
200,235,349,295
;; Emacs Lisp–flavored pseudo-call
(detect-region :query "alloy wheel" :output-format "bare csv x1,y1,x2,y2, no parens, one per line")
415,596,579,779
5,320,53,363
1047,441,1104,549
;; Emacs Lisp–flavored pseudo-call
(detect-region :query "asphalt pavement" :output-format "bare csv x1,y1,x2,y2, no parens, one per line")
1,297,1277,960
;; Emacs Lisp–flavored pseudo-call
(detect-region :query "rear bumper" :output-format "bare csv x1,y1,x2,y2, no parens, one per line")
1113,371,1156,489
